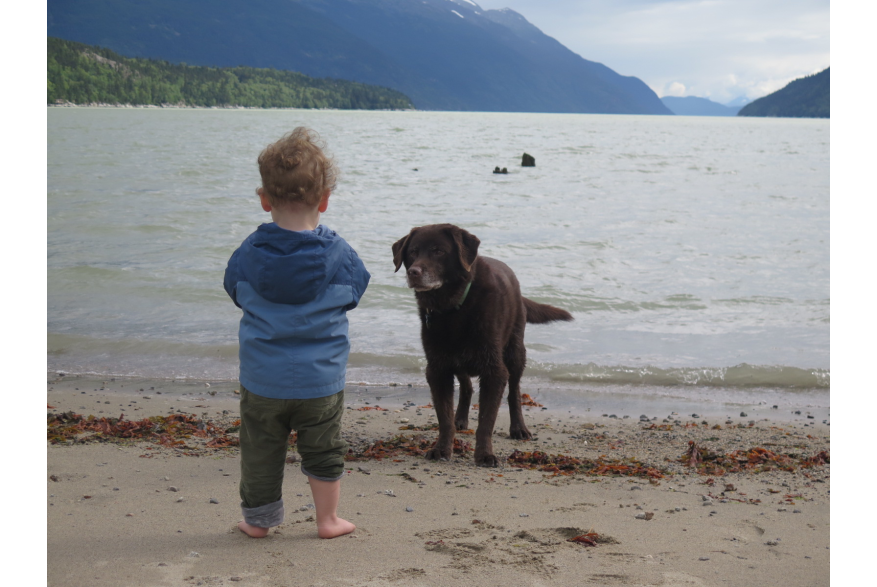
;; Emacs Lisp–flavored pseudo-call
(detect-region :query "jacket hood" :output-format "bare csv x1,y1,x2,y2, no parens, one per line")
238,223,348,305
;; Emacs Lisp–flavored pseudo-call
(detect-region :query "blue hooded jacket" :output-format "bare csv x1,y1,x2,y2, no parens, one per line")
224,223,370,399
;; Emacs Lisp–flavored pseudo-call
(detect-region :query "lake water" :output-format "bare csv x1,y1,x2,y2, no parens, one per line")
47,107,829,412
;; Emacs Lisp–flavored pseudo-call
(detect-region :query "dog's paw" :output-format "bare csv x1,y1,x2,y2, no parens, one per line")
425,446,451,461
474,453,499,468
509,427,532,441
454,419,469,431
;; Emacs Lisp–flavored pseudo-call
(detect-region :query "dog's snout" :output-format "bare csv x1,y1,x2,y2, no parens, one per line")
407,266,422,279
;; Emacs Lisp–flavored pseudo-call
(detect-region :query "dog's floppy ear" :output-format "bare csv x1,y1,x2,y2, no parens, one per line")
392,229,416,273
450,226,480,272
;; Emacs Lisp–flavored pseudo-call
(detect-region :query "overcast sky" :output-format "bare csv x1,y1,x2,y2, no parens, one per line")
474,0,829,104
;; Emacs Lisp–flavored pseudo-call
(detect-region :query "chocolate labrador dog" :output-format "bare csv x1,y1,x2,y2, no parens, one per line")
392,224,573,467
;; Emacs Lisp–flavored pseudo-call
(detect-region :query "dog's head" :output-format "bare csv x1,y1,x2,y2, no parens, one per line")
392,224,480,292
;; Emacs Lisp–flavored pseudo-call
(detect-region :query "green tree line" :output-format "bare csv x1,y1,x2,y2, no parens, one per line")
47,37,414,110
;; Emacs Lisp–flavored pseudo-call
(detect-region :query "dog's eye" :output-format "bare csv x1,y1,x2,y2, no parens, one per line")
432,249,445,256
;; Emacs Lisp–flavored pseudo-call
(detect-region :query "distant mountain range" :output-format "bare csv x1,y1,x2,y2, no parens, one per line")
738,68,829,118
660,96,741,117
46,0,672,115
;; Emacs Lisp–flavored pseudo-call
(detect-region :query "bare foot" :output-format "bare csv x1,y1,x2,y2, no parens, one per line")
238,520,269,538
317,517,356,539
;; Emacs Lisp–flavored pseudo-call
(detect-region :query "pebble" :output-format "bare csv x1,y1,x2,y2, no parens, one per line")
358,466,371,475
168,486,179,492
176,497,184,503
691,413,700,418
519,514,529,517
699,557,710,561
630,485,642,491
406,507,414,512
187,552,200,558
209,498,219,504
702,500,713,506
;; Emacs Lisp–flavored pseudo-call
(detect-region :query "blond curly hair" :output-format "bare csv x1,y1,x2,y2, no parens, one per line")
257,127,338,207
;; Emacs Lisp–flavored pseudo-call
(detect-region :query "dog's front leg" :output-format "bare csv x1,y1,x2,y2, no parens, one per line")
473,369,508,467
425,366,456,461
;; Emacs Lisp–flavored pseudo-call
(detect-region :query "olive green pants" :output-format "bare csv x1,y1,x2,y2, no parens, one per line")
238,385,348,527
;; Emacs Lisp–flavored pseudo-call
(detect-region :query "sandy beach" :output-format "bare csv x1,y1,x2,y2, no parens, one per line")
47,374,829,587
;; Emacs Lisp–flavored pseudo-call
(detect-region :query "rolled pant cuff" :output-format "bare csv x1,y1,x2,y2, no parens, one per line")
301,465,344,482
241,499,284,528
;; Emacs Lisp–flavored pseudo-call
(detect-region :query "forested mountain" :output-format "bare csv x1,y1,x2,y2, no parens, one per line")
47,37,413,109
738,68,829,118
661,96,741,117
47,0,671,114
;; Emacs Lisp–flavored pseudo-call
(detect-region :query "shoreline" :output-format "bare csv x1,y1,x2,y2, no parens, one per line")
47,373,829,586
48,102,415,111
47,372,830,425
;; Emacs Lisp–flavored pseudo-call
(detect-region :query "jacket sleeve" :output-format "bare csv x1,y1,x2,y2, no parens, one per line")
223,248,244,309
344,247,371,311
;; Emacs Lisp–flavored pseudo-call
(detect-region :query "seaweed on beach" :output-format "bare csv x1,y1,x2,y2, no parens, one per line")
398,422,440,431
520,394,543,407
681,441,830,475
506,449,666,480
346,434,472,461
47,411,239,450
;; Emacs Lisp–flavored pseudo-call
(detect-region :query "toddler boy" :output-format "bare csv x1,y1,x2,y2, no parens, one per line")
224,127,369,538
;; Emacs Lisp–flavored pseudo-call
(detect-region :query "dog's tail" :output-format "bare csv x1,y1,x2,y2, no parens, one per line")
524,297,574,324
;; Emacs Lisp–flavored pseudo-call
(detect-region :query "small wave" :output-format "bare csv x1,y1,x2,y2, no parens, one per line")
528,362,828,389
47,335,828,391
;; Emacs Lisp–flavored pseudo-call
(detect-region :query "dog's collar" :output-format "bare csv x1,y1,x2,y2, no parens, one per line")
454,281,473,310
424,281,472,328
